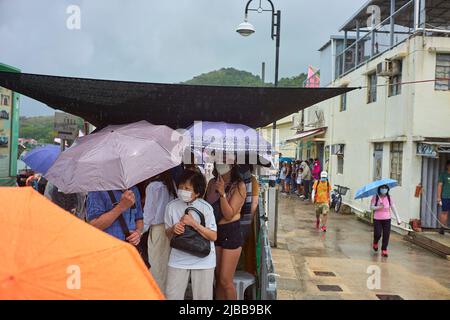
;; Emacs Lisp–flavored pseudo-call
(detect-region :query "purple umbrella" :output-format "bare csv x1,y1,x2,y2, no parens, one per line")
186,121,274,166
22,144,60,175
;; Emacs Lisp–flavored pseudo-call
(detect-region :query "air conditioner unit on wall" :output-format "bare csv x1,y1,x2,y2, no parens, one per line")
376,59,401,77
292,113,303,130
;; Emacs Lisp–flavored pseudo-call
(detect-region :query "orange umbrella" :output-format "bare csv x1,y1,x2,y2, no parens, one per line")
0,187,164,300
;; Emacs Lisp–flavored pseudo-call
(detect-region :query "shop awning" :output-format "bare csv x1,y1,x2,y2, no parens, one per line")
285,127,327,143
0,71,356,129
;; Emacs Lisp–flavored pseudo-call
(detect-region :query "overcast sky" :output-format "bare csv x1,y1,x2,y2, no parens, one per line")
0,0,364,116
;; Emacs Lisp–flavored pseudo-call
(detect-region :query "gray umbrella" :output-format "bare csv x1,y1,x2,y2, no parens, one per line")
45,121,187,193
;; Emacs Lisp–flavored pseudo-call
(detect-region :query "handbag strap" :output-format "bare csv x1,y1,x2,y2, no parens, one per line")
107,191,131,237
185,207,206,227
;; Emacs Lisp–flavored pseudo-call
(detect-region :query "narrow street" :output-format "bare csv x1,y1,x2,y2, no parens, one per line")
272,195,450,300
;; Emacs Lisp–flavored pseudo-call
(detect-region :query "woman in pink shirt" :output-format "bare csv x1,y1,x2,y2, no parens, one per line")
370,185,402,257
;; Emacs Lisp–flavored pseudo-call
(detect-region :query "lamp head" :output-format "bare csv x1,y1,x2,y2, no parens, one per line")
236,20,255,37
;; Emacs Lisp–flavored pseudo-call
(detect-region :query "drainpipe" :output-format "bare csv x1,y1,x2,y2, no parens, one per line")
390,0,396,48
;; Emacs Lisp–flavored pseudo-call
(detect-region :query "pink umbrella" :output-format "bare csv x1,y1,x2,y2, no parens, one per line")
45,121,187,193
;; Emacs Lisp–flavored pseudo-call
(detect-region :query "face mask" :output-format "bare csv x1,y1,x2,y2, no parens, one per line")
321,178,327,182
380,188,388,195
177,189,193,203
239,165,252,180
216,164,232,176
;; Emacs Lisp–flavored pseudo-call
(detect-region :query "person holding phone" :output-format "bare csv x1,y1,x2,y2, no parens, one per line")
86,187,143,245
205,162,246,300
370,185,402,257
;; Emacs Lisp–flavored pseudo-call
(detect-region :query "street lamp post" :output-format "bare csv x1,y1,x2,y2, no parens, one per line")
236,0,281,148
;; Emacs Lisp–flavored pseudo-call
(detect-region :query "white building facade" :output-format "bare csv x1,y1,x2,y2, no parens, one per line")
296,0,450,228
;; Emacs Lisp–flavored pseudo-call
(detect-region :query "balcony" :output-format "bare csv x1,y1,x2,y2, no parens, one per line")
335,0,450,79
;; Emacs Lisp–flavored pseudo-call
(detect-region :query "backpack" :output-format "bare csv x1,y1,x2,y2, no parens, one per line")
313,180,330,201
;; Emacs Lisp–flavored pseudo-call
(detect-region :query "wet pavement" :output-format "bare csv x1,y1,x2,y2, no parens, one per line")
272,194,450,300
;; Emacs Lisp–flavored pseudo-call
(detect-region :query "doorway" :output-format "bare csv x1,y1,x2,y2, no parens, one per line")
420,153,450,229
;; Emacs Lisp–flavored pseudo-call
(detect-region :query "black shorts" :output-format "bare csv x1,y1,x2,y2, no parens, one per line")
442,198,450,212
216,221,243,250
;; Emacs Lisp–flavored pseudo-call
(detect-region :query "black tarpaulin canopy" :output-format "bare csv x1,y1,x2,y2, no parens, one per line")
0,71,357,129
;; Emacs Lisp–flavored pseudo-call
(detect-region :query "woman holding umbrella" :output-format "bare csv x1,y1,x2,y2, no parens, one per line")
370,184,402,257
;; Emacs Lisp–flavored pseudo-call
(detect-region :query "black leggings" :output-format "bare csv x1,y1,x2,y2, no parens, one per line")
374,219,391,251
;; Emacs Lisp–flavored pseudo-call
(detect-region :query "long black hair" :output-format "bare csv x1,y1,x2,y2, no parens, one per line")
375,185,391,206
149,169,177,198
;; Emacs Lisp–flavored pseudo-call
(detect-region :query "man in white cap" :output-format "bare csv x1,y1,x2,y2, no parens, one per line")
311,171,332,232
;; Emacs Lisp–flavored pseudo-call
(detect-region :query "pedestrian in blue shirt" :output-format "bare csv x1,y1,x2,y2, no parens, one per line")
86,187,144,245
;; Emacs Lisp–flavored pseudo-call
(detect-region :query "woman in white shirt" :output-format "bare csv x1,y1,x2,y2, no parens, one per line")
143,170,176,293
165,170,217,300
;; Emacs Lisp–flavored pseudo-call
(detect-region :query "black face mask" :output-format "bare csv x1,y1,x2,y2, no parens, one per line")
238,165,252,180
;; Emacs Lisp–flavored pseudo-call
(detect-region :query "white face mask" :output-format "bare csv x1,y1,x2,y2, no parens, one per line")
177,189,193,203
216,164,232,176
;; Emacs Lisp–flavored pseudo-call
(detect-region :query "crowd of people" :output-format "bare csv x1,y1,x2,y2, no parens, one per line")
276,157,404,257
26,160,260,300
278,158,321,201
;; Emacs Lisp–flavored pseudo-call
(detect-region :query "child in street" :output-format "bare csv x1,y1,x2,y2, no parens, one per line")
311,171,332,232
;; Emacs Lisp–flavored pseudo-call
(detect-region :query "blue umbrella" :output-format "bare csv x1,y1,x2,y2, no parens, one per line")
354,178,398,200
22,144,61,175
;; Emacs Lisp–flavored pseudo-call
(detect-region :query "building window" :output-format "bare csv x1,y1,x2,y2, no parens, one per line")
435,54,450,91
390,142,403,185
367,73,377,103
331,144,345,175
340,92,347,112
337,155,344,174
373,143,383,181
388,61,402,97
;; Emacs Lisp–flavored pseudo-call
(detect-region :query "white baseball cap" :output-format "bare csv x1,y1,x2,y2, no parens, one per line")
320,171,328,178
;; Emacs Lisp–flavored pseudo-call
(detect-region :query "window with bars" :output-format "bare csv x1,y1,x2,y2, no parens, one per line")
390,142,403,185
340,92,347,112
435,54,450,91
367,73,377,103
337,155,344,174
388,61,402,97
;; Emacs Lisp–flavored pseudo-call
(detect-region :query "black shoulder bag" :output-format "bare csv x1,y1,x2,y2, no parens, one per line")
170,207,211,258
107,191,150,268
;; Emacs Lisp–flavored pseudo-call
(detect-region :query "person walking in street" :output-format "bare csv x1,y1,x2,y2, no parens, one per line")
165,170,217,300
437,160,450,235
311,171,332,232
296,166,304,197
312,158,321,181
86,187,143,246
370,185,402,257
284,163,292,194
143,169,177,292
206,162,246,300
279,162,287,193
301,161,312,200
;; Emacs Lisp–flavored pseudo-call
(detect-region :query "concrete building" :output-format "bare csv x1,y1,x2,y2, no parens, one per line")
288,0,450,229
0,63,20,186
260,115,297,159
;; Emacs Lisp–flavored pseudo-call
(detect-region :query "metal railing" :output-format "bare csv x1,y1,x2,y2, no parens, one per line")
257,190,277,300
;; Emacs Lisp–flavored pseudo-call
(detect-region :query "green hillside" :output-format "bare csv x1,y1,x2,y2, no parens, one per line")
19,116,83,144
